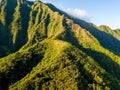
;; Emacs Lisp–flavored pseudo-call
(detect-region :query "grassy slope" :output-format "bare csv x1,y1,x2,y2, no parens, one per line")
0,0,120,90
98,25,120,40
0,39,118,90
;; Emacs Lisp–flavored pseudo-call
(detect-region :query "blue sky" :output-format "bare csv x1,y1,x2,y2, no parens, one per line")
28,0,120,29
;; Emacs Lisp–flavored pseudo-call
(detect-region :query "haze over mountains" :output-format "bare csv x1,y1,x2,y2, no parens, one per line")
0,0,120,90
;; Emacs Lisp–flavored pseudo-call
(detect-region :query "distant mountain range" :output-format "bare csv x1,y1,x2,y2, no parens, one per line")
0,0,120,90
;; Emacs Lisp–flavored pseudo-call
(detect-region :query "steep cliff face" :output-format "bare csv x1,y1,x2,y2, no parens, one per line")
0,0,120,90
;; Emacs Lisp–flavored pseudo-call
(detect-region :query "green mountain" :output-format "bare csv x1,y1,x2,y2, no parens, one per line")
98,25,120,40
0,0,120,90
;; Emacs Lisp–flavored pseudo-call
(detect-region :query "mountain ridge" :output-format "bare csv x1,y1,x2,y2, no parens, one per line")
0,0,120,90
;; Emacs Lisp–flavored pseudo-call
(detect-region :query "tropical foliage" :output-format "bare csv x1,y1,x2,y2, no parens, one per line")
0,0,120,90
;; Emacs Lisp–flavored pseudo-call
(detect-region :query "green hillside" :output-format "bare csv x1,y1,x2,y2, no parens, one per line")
0,0,120,90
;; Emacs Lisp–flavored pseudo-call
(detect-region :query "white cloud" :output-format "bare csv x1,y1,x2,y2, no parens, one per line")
55,4,90,21
65,8,89,21
67,8,87,18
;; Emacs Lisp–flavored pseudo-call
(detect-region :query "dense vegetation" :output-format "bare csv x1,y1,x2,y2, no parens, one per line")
0,0,120,90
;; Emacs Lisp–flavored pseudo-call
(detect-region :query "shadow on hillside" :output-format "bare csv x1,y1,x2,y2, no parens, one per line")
77,48,120,89
0,51,44,90
72,19,120,56
59,28,120,82
59,28,120,88
14,3,31,50
83,48,120,89
75,53,120,89
0,23,12,58
47,4,120,56
83,48,120,79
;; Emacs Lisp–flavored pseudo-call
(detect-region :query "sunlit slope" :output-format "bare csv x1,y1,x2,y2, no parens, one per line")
0,0,120,90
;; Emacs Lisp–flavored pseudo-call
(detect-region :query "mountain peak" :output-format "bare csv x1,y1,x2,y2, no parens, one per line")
99,25,112,31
